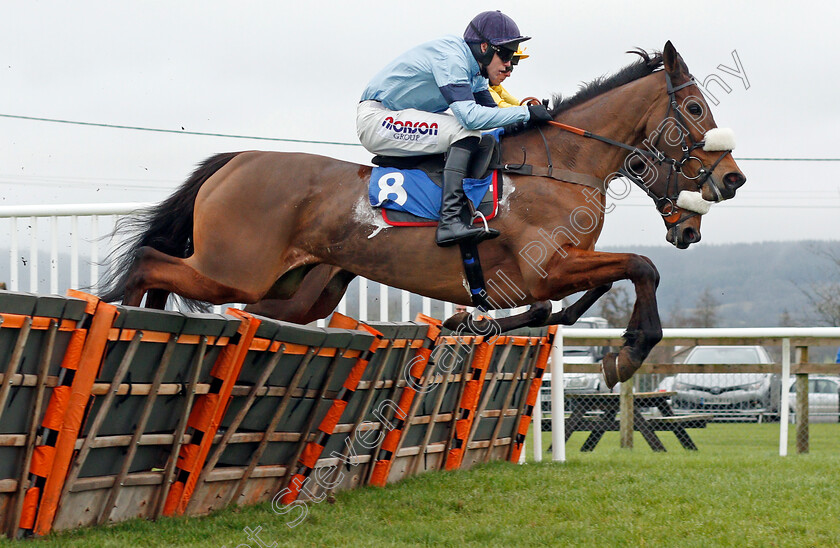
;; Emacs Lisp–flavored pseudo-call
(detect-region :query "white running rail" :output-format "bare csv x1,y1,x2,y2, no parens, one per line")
0,202,464,322
0,203,154,295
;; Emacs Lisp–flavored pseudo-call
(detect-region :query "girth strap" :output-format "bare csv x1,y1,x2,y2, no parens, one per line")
458,242,492,312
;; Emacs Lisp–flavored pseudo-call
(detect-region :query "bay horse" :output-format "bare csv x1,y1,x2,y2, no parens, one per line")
100,42,745,387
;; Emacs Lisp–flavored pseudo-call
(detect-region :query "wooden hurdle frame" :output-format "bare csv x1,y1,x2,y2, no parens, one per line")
0,291,554,539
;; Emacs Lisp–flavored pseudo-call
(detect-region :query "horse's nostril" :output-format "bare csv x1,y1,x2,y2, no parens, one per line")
682,227,700,245
724,172,746,190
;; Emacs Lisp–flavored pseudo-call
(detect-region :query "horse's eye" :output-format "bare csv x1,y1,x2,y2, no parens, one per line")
687,103,703,116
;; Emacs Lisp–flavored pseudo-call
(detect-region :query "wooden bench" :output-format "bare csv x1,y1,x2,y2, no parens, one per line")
564,393,711,452
649,414,711,426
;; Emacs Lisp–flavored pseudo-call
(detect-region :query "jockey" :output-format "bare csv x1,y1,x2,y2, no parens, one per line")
357,10,552,247
489,48,528,107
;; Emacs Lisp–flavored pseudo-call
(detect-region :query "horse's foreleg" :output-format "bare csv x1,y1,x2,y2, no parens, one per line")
123,246,263,307
535,249,662,388
599,255,662,387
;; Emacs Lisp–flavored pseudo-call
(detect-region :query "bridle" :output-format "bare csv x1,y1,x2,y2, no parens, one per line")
530,71,734,230
645,72,733,216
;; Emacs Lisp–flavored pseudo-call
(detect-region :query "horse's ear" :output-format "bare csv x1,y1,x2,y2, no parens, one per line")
663,40,681,75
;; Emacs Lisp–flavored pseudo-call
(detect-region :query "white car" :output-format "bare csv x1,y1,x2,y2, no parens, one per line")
656,376,675,392
788,375,840,423
670,346,781,418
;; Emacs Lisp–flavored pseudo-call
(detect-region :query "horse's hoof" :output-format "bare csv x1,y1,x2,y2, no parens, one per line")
602,353,619,389
601,348,641,389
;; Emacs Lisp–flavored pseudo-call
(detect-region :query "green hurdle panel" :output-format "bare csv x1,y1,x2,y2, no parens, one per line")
50,306,240,531
184,316,375,516
315,321,428,494
0,292,88,539
385,328,480,482
460,327,550,469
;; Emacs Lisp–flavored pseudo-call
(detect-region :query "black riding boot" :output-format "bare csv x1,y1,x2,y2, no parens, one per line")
435,142,499,247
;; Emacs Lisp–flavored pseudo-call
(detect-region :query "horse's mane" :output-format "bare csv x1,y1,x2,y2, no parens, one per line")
549,49,664,116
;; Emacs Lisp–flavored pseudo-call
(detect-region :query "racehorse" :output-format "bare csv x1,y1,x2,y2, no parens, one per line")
100,42,745,388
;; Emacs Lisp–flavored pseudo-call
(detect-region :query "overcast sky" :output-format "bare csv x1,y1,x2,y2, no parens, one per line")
2,1,838,248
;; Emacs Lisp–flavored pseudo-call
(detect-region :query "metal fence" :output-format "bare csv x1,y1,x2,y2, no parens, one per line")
0,203,151,295
536,327,840,461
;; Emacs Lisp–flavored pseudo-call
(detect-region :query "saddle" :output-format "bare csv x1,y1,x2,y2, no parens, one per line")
367,132,503,312
369,133,502,226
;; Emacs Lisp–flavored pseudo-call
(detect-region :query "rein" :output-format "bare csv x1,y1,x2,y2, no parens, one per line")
503,99,608,194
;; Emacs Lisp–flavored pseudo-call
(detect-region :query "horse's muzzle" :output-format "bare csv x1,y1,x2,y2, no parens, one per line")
723,171,746,194
704,171,746,201
667,224,701,249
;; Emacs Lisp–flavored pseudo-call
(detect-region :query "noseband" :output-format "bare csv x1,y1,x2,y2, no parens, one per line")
543,71,734,230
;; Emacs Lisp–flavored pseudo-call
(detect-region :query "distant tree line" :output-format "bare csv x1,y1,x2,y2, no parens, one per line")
594,242,840,329
595,284,721,328
795,244,840,326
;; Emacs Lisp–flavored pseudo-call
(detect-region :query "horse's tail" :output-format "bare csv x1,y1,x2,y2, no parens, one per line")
98,152,241,310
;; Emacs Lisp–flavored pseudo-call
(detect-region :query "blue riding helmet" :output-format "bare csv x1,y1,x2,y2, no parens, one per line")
464,11,530,67
464,10,530,47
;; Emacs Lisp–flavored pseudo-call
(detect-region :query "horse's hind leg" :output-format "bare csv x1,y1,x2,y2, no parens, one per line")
123,246,262,307
442,301,552,334
244,266,356,324
546,283,613,325
145,289,170,309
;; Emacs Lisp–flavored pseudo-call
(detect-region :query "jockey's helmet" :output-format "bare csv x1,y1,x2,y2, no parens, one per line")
464,11,530,66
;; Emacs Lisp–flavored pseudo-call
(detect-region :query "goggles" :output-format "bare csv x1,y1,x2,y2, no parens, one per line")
490,45,516,63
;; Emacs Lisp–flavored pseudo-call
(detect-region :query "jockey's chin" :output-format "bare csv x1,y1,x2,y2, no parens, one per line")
489,70,510,87
485,56,511,86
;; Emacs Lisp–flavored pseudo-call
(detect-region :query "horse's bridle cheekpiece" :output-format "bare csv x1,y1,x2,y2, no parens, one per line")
642,72,736,227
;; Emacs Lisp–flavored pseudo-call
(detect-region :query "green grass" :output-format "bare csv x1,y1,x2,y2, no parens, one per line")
5,423,840,547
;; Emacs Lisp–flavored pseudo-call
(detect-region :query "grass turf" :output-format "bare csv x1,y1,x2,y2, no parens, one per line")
4,423,839,547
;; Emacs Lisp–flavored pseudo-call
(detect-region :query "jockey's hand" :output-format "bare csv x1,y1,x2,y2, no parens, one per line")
502,120,527,136
503,102,553,136
527,104,553,124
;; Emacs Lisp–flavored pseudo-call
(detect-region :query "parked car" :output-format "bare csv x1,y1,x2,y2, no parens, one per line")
788,375,840,423
656,375,675,393
540,317,610,414
671,346,781,418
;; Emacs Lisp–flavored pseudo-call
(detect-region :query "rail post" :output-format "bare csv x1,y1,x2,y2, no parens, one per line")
795,346,809,454
779,338,791,456
619,380,633,449
550,327,566,462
